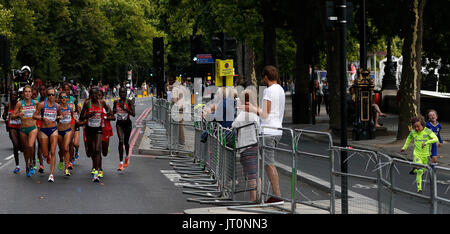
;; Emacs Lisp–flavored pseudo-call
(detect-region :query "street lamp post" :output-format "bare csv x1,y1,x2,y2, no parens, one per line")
360,0,367,70
338,0,349,214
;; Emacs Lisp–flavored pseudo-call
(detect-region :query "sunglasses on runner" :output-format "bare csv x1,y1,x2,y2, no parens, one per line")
47,93,55,96
61,96,68,99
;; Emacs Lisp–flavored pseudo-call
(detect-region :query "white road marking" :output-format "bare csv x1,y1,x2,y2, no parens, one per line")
5,154,14,160
0,158,13,170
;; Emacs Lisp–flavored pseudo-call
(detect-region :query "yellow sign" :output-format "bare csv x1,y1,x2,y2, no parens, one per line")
215,59,233,77
176,76,182,82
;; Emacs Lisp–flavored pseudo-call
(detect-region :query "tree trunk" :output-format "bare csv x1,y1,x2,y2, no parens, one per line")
247,44,257,87
243,40,257,87
292,34,313,124
397,0,426,140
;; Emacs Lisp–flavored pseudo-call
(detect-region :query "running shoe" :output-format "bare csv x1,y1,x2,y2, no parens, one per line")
13,166,20,174
65,169,71,176
98,170,104,178
30,166,35,175
58,162,64,171
117,162,124,171
91,168,98,175
92,172,99,182
26,167,31,177
68,162,73,170
38,165,44,174
124,157,129,168
48,174,54,182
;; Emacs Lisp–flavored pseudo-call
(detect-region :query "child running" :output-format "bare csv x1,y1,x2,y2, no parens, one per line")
426,109,444,166
401,115,438,193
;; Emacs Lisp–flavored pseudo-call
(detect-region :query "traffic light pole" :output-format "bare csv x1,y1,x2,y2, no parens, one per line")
338,0,349,214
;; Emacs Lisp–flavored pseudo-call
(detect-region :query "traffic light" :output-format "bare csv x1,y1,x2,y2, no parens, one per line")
211,33,224,59
191,35,203,62
0,35,10,68
153,37,164,80
153,37,164,98
149,68,153,77
224,37,237,59
210,33,236,60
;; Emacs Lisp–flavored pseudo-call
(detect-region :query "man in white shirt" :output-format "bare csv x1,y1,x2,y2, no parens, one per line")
247,65,285,203
169,76,188,145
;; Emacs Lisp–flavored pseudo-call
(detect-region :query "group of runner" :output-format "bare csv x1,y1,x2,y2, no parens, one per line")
2,83,135,183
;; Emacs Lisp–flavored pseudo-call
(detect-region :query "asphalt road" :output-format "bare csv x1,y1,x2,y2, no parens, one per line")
0,97,211,214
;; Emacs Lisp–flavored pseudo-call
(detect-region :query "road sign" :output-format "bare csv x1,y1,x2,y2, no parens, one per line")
215,59,233,77
196,54,214,64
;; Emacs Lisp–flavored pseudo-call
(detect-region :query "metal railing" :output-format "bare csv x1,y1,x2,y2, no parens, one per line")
147,96,450,214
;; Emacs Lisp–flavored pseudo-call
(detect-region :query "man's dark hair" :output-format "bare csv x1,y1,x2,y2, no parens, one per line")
262,65,278,81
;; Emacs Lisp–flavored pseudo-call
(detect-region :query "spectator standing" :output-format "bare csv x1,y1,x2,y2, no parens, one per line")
314,79,323,116
322,79,329,114
232,89,260,202
169,76,187,146
350,63,357,84
247,65,284,203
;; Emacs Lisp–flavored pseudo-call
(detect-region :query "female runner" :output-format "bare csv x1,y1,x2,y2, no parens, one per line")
33,87,61,182
57,91,76,177
2,91,22,173
11,85,39,177
80,87,111,182
113,87,135,171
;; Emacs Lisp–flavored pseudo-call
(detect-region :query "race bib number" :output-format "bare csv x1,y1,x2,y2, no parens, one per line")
117,111,128,120
116,105,129,120
22,106,35,118
44,109,57,122
60,112,72,124
88,113,101,127
9,113,21,125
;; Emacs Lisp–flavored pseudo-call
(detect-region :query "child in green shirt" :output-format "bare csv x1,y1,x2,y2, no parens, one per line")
401,115,438,193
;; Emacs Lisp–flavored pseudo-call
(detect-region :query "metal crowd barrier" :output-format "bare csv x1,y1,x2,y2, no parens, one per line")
151,98,195,160
294,129,335,214
184,123,259,206
148,97,450,214
377,152,450,214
